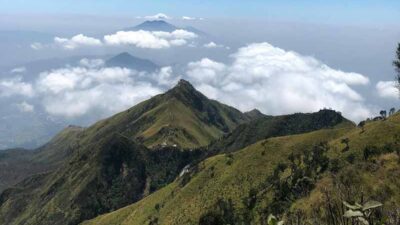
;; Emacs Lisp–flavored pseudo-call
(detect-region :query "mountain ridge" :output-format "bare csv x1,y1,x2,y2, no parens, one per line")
208,109,354,154
127,20,179,32
0,80,371,225
0,125,83,192
0,80,252,225
105,52,159,71
82,113,400,225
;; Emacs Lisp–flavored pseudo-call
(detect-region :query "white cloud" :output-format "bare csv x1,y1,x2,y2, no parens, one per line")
182,16,196,20
185,43,372,122
1,58,177,119
376,81,398,99
104,29,197,49
30,42,43,50
104,31,169,49
37,28,197,50
34,59,170,118
148,66,181,87
3,42,374,122
0,77,34,97
79,58,105,68
187,58,226,85
37,66,133,95
181,16,204,21
153,30,198,39
204,42,224,48
10,67,26,74
41,82,161,118
16,101,34,113
170,39,187,46
140,13,171,20
54,34,102,50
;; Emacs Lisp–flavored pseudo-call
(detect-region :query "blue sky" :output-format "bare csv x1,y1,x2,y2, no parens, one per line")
1,0,399,25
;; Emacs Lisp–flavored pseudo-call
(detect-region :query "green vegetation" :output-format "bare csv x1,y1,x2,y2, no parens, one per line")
0,133,201,225
208,109,352,154
84,79,251,149
0,80,251,225
82,113,400,225
268,214,284,225
394,43,400,93
2,80,400,225
342,200,383,225
0,125,83,192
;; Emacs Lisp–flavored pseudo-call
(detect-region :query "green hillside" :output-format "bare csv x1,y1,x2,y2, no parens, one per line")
208,109,353,154
83,79,251,149
0,132,202,225
0,125,83,192
0,80,252,225
2,80,398,225
82,114,400,225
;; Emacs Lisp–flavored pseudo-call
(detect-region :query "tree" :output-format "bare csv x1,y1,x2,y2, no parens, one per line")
380,110,387,119
389,107,396,116
394,43,400,93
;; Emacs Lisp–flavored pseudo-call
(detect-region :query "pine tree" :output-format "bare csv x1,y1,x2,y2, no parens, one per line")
394,43,400,95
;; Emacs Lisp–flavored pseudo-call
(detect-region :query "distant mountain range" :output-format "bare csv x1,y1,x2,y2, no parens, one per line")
2,52,158,81
0,52,159,150
0,79,377,225
105,52,159,71
127,20,179,32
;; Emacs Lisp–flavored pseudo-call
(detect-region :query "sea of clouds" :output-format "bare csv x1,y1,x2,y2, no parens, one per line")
1,42,397,122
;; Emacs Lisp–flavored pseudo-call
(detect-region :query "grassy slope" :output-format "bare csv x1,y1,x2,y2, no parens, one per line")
0,126,83,192
0,81,251,225
83,114,400,225
0,133,145,225
208,109,353,154
290,114,400,223
79,80,250,149
0,130,201,225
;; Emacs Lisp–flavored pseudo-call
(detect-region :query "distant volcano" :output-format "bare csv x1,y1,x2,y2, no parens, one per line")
105,52,159,72
125,20,207,37
126,20,179,32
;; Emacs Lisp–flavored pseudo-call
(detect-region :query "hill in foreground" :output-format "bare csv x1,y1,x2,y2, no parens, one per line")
0,80,251,225
0,80,356,225
83,114,400,225
208,109,353,154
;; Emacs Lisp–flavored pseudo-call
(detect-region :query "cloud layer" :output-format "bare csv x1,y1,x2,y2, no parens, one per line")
138,13,172,20
37,29,198,50
35,61,167,117
54,34,102,50
186,43,371,121
16,101,34,112
0,77,34,97
203,42,225,48
182,16,204,21
104,29,197,49
2,42,375,122
376,81,398,99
